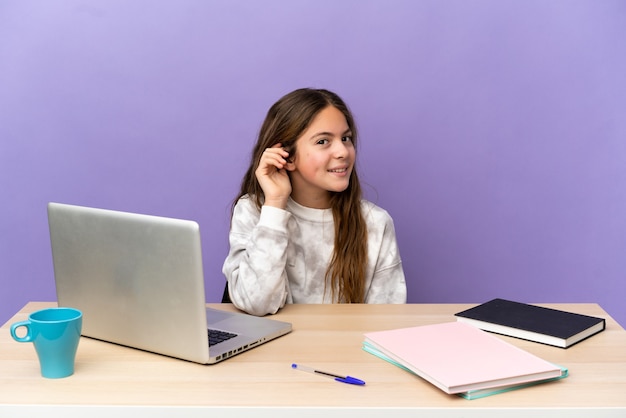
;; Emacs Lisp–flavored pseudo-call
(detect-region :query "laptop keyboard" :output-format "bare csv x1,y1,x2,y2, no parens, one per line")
208,329,238,346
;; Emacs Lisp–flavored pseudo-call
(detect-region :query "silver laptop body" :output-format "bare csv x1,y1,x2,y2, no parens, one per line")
47,202,292,364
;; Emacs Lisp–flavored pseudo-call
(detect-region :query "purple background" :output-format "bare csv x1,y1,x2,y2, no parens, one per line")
1,1,625,326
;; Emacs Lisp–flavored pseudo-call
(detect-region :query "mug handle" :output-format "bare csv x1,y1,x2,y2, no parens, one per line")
10,321,33,343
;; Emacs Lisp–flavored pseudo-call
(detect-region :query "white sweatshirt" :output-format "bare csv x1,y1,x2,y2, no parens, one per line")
222,195,407,316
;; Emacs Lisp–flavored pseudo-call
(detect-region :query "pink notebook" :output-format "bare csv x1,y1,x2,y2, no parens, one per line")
364,321,563,394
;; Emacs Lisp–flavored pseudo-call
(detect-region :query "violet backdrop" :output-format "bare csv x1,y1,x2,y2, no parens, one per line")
1,0,625,326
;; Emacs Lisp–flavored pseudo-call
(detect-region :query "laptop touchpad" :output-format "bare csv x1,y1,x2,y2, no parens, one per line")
206,309,236,324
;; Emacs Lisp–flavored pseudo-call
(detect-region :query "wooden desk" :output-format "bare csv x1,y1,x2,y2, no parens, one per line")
1,302,625,417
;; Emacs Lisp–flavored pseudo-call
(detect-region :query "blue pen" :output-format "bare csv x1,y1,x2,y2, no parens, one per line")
291,363,366,385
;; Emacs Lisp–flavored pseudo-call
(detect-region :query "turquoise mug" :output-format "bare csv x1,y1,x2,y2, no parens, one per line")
10,307,83,378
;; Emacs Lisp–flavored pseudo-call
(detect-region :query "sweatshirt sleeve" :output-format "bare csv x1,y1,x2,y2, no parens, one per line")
222,198,291,316
364,206,407,304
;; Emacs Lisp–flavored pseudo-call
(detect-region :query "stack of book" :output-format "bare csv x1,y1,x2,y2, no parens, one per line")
364,299,606,399
363,321,568,400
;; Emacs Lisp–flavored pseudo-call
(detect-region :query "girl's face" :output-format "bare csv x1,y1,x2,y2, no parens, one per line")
286,105,355,209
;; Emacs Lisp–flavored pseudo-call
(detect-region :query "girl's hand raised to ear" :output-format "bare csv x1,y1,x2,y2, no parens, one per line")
255,143,292,209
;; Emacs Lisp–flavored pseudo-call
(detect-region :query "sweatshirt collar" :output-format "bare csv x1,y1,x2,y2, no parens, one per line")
287,198,333,223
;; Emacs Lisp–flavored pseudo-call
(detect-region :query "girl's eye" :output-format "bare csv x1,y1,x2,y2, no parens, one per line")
342,136,353,142
316,138,329,145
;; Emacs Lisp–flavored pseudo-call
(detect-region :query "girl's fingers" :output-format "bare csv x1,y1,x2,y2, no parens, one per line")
261,148,288,169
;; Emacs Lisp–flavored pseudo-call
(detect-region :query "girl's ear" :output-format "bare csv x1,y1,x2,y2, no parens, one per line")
283,142,296,171
285,158,296,172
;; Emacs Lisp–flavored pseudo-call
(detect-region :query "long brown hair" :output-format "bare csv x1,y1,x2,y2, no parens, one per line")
232,88,368,303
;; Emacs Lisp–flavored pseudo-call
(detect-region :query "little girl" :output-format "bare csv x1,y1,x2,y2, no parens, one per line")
222,88,407,315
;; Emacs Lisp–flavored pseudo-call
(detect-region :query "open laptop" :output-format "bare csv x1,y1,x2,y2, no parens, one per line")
47,202,292,364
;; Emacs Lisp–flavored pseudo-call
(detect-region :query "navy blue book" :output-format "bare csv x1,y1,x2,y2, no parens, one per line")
455,298,606,348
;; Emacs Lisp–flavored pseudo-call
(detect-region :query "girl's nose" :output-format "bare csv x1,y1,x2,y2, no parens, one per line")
333,141,349,158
